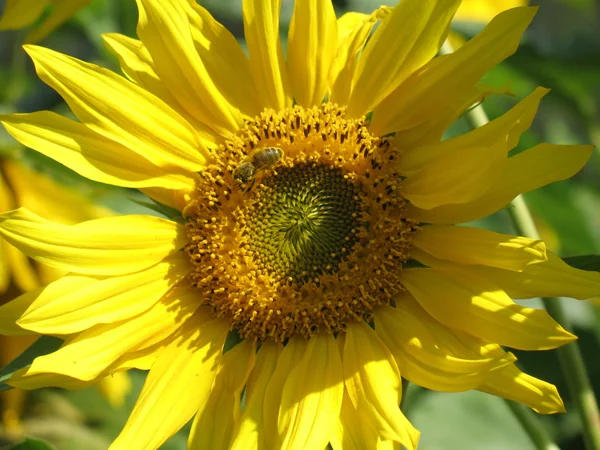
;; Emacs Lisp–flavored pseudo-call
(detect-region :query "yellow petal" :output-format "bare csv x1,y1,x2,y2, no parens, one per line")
17,253,191,334
136,0,252,136
35,261,66,287
400,139,507,209
139,186,189,212
5,240,40,292
110,314,229,450
2,159,110,226
1,112,200,191
243,0,291,111
409,143,594,224
0,208,187,276
97,372,132,408
102,34,177,104
188,340,256,450
263,335,343,449
394,81,512,149
331,390,399,450
374,301,515,392
479,363,565,414
9,369,98,391
0,335,36,376
262,337,309,449
184,1,262,118
101,33,219,149
329,11,380,105
24,0,92,44
343,321,420,449
412,225,547,271
455,0,528,23
111,339,168,372
24,45,208,171
230,341,282,450
0,0,48,30
287,0,337,107
10,346,156,390
27,289,202,381
278,334,344,450
398,87,548,176
471,250,600,300
119,288,207,354
402,267,577,350
0,240,12,294
103,35,207,142
0,287,41,336
347,0,461,118
0,173,15,293
370,6,537,136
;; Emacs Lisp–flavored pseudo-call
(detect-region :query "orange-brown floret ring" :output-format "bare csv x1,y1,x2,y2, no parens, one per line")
184,103,418,343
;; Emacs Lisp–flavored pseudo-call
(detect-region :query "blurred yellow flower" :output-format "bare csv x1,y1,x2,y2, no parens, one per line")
0,157,130,436
0,0,92,44
455,0,528,22
0,0,597,449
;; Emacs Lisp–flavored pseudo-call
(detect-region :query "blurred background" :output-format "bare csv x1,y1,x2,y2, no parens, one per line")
0,0,599,449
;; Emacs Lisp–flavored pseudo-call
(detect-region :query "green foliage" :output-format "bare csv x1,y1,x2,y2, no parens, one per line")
4,438,56,450
563,254,600,272
408,390,540,450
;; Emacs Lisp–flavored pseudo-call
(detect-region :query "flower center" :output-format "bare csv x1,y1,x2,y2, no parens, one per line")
242,163,363,285
184,103,417,343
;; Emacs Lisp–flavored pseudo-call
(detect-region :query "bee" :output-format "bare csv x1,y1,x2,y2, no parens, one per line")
233,147,284,186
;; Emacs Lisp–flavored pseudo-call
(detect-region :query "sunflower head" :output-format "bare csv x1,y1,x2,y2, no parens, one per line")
184,102,417,342
0,0,597,449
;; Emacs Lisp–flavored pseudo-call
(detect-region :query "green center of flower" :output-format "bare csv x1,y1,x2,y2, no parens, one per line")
184,103,417,343
241,163,363,284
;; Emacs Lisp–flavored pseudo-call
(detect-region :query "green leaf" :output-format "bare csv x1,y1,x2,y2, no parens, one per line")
409,390,538,450
524,184,600,256
4,438,56,450
0,336,63,391
562,255,600,272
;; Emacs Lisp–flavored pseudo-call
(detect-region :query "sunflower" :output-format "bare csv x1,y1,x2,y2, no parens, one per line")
0,0,598,448
0,0,92,44
0,156,130,435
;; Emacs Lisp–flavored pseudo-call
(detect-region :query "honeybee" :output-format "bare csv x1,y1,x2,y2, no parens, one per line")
234,147,284,185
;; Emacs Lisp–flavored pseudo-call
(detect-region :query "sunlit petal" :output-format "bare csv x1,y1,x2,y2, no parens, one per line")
287,0,337,107
188,340,256,450
402,267,576,350
111,312,229,450
0,208,186,276
409,143,594,224
375,301,515,392
348,0,461,118
243,0,291,110
343,321,420,449
413,225,546,271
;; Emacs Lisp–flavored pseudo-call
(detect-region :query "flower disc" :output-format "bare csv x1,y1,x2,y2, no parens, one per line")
185,103,418,342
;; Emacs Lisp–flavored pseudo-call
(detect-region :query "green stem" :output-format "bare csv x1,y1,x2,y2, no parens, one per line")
505,401,561,450
442,38,600,450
